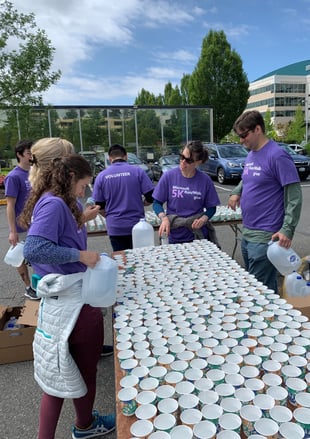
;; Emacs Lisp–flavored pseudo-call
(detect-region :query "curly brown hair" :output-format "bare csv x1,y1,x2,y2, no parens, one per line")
19,154,92,230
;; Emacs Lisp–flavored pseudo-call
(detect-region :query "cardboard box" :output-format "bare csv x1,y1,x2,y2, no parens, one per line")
0,301,39,365
283,293,310,320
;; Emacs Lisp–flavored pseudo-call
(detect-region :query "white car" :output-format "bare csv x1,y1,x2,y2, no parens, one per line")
288,144,305,154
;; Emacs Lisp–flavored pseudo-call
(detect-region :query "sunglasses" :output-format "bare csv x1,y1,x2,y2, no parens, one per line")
179,153,195,164
238,129,252,139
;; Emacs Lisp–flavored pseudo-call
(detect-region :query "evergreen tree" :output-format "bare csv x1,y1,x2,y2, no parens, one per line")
189,30,249,142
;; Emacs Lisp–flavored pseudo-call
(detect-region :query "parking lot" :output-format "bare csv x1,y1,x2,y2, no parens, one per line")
0,178,309,438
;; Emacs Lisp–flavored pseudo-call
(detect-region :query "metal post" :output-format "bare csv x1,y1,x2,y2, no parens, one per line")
47,109,52,136
134,109,139,157
77,109,83,151
107,109,111,148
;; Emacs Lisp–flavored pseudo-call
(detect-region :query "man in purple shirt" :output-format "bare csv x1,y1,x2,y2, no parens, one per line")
92,144,154,251
4,139,38,300
228,110,302,292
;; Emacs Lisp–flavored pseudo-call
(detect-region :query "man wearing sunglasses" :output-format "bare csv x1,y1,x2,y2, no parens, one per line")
228,110,302,293
153,140,220,244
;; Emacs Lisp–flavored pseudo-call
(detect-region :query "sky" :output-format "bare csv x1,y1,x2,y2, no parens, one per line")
9,0,310,106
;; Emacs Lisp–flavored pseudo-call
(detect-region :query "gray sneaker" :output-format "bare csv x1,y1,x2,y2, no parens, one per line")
24,286,40,300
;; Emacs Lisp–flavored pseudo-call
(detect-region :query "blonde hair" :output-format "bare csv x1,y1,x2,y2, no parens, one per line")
29,137,74,188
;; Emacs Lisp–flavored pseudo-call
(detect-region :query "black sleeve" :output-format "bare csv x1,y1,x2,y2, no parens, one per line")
143,189,154,204
95,201,106,210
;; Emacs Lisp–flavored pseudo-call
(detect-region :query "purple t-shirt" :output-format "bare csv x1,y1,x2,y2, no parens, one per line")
27,193,87,277
153,167,220,243
4,166,31,233
241,140,300,232
92,162,154,235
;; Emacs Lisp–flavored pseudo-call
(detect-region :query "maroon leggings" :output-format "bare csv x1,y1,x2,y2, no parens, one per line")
38,305,104,439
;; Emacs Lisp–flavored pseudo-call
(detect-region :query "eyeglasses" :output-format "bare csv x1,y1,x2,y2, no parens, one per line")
238,129,252,139
179,153,195,164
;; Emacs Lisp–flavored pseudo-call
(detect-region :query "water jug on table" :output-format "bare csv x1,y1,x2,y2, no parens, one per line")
132,218,155,248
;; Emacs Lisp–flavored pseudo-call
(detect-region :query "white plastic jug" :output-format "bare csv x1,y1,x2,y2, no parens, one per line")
267,240,301,276
4,242,25,267
132,218,155,248
285,271,307,297
81,253,118,307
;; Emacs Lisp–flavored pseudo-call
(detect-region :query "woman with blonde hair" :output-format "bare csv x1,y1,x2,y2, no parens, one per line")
27,137,99,224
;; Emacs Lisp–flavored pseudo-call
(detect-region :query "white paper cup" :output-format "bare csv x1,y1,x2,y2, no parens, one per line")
157,397,178,416
253,394,275,417
136,390,157,406
261,372,282,388
153,413,176,433
130,419,154,438
286,377,307,407
293,407,310,437
155,384,175,401
149,431,171,439
278,421,305,439
118,387,138,416
175,380,195,397
245,378,265,395
180,408,202,427
120,374,139,389
240,404,262,437
201,403,223,425
198,389,219,407
254,418,278,438
179,393,200,411
216,431,241,439
295,391,310,408
220,397,242,414
170,425,193,438
139,377,159,392
193,420,217,439
165,371,183,386
206,369,225,385
266,385,288,406
193,378,214,394
234,387,255,405
135,403,157,421
219,413,242,433
269,405,292,424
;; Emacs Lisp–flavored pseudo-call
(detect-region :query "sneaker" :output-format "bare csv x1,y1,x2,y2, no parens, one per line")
101,345,114,357
24,286,40,301
72,410,116,438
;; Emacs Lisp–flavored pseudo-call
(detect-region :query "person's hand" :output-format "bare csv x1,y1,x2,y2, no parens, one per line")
8,231,19,246
159,217,170,237
228,195,240,211
271,232,291,249
192,215,208,229
83,205,100,222
79,250,100,268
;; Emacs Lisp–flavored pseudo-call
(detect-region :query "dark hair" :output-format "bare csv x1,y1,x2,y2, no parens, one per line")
15,139,33,162
108,143,127,158
182,140,209,163
19,154,92,230
233,110,265,134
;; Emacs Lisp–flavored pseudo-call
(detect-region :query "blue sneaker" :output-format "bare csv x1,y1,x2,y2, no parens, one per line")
72,410,116,438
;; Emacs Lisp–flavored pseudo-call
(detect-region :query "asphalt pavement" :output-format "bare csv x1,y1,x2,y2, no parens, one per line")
0,178,309,438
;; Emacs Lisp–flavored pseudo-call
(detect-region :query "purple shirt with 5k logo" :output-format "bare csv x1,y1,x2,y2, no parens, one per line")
153,167,220,243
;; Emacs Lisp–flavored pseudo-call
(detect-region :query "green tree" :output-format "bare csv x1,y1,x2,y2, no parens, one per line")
0,0,61,106
264,109,277,139
286,105,305,143
189,30,249,142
